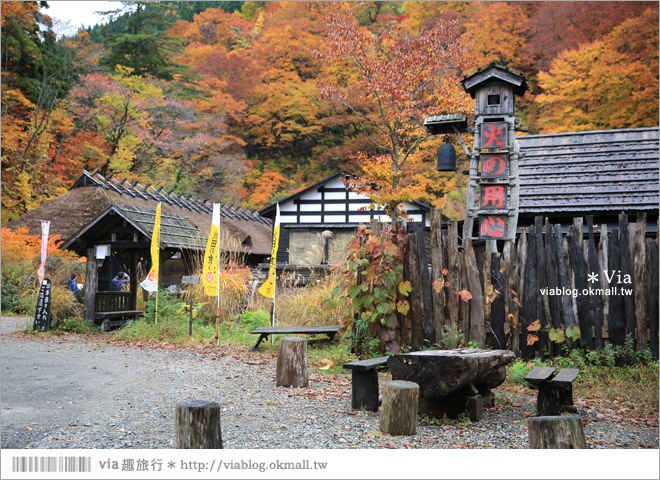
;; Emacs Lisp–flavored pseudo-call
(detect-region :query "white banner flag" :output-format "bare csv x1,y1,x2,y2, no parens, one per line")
37,221,50,283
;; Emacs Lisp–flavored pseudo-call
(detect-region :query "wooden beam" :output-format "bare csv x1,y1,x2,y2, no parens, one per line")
619,213,636,342
84,248,97,323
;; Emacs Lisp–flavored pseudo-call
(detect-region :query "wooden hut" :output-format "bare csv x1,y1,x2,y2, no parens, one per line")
5,170,273,327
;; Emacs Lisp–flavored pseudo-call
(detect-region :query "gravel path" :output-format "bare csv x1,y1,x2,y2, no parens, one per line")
1,317,657,449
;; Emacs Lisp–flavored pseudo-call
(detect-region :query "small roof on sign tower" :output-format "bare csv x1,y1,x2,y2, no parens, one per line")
461,62,529,99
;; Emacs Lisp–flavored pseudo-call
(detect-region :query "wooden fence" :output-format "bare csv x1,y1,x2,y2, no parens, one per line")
400,211,659,359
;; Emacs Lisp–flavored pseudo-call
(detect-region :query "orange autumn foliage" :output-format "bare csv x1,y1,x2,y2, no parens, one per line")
317,4,473,219
536,10,659,133
1,226,80,266
248,171,287,209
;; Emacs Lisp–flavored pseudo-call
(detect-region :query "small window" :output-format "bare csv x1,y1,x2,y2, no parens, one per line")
487,94,501,106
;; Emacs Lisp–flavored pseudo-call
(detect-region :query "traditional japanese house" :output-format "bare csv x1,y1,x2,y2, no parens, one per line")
258,170,433,267
517,126,659,234
5,169,273,326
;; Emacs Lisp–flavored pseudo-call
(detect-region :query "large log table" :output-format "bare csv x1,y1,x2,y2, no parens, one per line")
387,348,515,421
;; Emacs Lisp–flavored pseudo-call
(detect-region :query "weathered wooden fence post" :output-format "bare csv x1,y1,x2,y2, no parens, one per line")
528,416,586,449
521,228,537,359
534,217,550,356
567,222,594,349
619,213,636,342
505,236,519,354
633,212,648,350
586,216,604,349
276,337,308,387
545,219,562,356
490,252,506,349
410,222,434,345
405,231,425,350
447,221,460,329
554,224,574,328
464,238,485,347
648,235,659,359
430,209,445,342
608,228,625,345
84,247,98,323
175,400,223,448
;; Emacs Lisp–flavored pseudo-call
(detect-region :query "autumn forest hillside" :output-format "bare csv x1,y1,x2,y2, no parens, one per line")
2,1,658,225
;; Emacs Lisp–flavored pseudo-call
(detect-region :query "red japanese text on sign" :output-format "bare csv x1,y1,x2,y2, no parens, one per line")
480,216,506,238
483,156,506,175
482,124,506,147
482,185,505,208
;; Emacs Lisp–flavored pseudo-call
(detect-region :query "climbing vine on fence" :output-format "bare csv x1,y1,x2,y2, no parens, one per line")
323,224,410,355
526,318,582,346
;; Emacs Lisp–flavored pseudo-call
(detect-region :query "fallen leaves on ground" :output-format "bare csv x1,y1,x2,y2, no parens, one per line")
319,358,335,370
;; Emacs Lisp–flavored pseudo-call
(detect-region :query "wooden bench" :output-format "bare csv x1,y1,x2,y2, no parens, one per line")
250,325,340,350
94,291,142,332
96,311,143,332
525,366,579,416
343,356,390,411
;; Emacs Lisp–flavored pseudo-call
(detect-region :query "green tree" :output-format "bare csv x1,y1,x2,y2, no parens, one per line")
1,2,86,221
102,2,192,84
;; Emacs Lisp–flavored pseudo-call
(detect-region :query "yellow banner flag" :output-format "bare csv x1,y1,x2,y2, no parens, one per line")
140,203,161,293
258,203,280,299
202,203,221,296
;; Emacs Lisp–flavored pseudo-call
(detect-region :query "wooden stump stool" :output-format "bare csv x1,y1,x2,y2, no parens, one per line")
528,415,586,449
276,337,308,387
380,380,419,435
175,400,223,449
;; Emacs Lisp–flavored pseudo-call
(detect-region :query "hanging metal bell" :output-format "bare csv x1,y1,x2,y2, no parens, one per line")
437,142,457,171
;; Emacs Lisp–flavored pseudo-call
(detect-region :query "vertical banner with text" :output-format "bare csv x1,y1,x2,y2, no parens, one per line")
258,204,280,299
140,203,161,293
37,221,50,283
202,203,221,296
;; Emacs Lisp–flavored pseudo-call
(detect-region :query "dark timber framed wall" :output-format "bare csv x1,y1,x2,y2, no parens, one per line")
260,171,432,265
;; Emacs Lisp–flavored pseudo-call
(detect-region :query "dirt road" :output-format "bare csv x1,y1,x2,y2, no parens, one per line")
2,317,657,450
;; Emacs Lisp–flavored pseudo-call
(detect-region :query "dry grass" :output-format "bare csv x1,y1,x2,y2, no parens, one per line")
573,364,659,419
246,273,351,328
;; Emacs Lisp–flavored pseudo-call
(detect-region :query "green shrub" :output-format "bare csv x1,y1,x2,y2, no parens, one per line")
435,324,465,350
239,309,269,327
56,317,97,334
116,290,213,343
557,336,656,368
507,360,532,384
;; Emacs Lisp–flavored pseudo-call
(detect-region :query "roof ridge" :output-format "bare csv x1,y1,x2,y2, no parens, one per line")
71,170,275,224
518,126,660,139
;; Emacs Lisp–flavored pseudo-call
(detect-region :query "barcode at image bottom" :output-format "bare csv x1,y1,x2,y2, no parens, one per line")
12,456,91,473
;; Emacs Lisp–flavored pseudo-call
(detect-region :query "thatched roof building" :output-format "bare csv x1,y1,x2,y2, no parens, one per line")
5,169,273,260
5,170,275,327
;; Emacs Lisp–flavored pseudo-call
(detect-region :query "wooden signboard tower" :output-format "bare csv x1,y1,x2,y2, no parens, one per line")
461,63,529,257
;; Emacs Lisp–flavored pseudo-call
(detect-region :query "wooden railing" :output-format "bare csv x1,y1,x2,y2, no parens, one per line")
95,291,131,313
